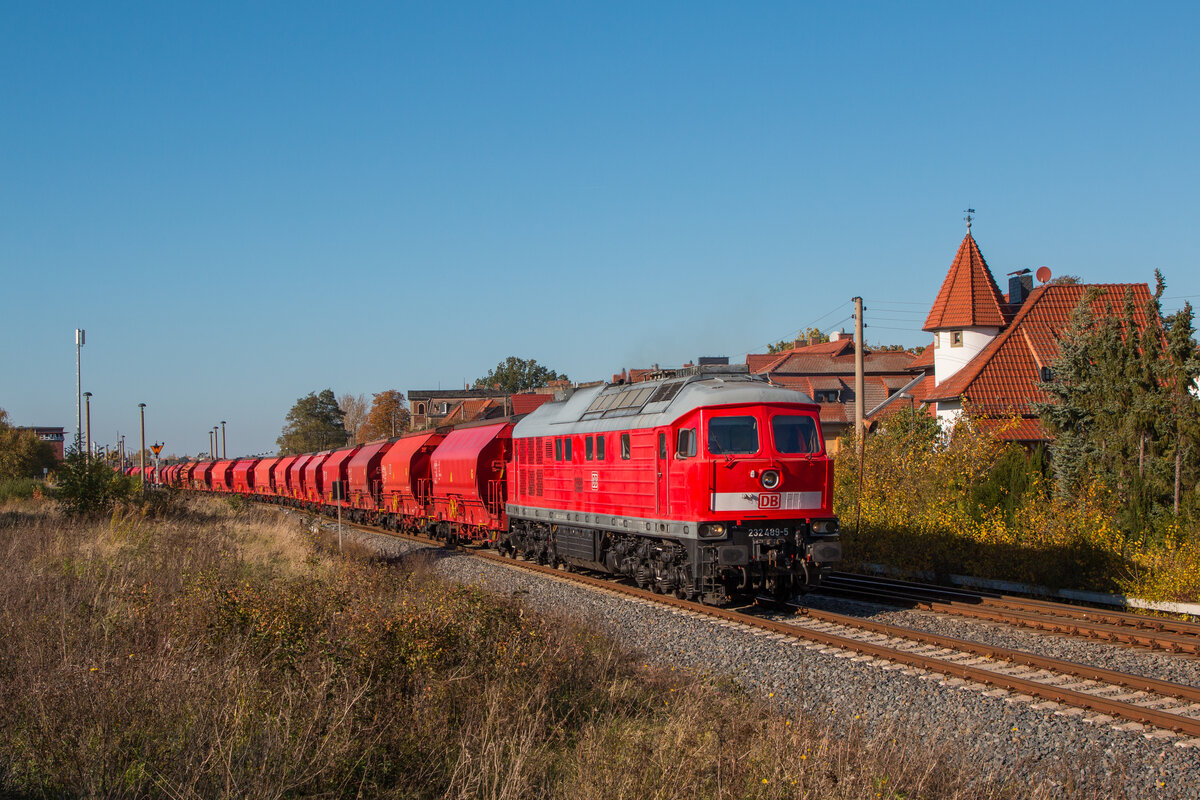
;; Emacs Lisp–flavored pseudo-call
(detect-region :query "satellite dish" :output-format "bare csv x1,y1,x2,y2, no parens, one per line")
1035,266,1052,284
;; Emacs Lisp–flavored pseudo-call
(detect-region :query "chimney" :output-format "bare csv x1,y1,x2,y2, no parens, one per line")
1007,269,1033,306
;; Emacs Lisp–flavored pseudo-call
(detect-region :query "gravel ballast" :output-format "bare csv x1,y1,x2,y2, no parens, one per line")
325,521,1200,799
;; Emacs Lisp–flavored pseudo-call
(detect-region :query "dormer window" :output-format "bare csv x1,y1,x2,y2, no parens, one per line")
950,331,964,347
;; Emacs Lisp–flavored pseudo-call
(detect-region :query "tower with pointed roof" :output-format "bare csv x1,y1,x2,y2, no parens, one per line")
923,226,1010,424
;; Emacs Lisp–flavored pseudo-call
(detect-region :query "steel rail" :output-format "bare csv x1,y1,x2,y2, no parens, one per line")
313,513,1200,738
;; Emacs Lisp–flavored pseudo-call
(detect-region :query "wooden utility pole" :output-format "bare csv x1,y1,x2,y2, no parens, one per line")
853,296,865,453
853,296,866,537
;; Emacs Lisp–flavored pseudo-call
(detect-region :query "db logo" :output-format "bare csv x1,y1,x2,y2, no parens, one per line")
758,493,781,510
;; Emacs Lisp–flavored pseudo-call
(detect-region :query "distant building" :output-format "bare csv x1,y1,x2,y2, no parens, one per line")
17,426,66,461
407,389,511,429
407,388,557,429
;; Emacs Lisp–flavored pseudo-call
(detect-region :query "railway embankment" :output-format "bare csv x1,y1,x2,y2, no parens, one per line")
2,495,1036,800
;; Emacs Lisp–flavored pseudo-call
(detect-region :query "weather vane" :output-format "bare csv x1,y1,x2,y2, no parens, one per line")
964,207,975,232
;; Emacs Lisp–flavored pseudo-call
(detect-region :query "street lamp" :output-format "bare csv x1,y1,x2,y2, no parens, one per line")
221,421,227,459
213,427,219,460
82,392,93,463
138,403,147,490
75,329,85,451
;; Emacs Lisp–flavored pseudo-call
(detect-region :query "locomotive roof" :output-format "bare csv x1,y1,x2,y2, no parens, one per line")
512,367,816,438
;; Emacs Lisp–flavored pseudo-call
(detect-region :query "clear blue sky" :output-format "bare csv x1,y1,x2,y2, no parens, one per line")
3,2,1198,458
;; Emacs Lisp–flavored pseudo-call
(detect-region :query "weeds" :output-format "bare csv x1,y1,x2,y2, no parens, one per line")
0,496,1108,799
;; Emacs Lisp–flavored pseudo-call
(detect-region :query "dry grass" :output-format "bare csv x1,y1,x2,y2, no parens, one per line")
0,497,1123,799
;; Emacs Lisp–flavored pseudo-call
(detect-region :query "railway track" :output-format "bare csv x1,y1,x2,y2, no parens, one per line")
816,571,1200,655
320,513,1200,740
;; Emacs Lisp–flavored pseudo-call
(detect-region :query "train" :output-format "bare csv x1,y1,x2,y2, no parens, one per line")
164,364,841,604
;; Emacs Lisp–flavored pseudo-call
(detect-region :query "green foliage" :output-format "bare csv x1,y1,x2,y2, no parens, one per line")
875,405,941,449
0,408,57,480
473,356,567,394
52,446,141,516
277,389,348,455
970,445,1048,523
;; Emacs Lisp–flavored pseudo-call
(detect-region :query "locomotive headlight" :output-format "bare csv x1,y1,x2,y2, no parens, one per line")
760,469,781,490
698,523,726,539
811,518,839,535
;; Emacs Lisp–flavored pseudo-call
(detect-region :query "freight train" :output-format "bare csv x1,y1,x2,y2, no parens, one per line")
165,364,841,604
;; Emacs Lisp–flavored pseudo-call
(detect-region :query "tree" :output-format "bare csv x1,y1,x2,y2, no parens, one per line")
0,408,57,480
277,390,347,455
1161,299,1200,515
360,390,410,440
1036,275,1200,530
767,327,829,354
53,443,140,516
473,357,567,394
339,393,368,444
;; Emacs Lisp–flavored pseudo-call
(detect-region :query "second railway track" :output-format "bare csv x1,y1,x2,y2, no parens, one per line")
816,571,1200,655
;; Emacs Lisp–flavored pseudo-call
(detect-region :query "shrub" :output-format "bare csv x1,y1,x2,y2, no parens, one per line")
51,447,141,516
835,418,1198,600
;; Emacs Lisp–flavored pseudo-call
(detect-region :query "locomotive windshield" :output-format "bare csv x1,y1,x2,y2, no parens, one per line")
707,416,759,455
771,415,820,454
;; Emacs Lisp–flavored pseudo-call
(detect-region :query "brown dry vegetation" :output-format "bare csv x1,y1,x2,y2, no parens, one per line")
0,496,1108,799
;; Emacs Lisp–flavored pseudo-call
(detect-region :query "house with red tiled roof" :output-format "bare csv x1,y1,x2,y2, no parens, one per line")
407,388,561,430
745,334,925,450
919,228,1155,441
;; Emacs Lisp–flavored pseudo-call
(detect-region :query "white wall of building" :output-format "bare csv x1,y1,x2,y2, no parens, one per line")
932,326,999,385
935,398,963,434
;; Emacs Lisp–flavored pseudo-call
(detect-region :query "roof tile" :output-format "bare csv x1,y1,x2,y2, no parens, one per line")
923,233,1010,331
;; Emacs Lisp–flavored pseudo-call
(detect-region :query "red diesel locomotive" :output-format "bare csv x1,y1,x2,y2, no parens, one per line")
173,364,841,603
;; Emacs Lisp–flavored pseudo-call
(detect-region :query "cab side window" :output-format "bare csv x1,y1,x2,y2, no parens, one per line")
597,435,606,460
620,433,630,460
585,435,594,461
676,428,697,458
554,439,562,461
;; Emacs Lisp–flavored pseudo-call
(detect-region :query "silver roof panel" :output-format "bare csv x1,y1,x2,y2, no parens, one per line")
512,373,816,438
